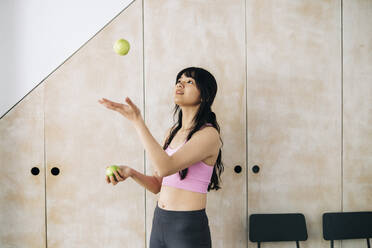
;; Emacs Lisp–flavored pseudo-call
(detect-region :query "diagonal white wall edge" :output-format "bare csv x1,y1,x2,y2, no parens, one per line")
0,0,134,118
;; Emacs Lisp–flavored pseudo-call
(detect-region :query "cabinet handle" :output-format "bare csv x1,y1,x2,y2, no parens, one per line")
51,167,60,176
234,165,242,174
252,165,260,174
31,167,40,176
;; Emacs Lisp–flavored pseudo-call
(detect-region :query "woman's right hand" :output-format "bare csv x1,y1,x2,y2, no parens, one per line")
98,97,142,124
106,165,132,186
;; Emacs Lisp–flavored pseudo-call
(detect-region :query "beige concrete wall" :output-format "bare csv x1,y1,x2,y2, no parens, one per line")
43,1,145,247
0,85,45,247
0,0,371,247
246,0,342,247
342,0,372,247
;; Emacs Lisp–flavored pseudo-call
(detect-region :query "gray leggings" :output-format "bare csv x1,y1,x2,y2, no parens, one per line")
150,201,212,248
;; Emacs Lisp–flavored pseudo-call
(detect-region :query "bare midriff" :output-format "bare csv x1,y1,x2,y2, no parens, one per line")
158,186,207,211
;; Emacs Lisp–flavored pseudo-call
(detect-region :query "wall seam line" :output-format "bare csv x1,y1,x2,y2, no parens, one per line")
341,0,344,213
245,0,248,247
142,0,147,247
44,85,48,247
341,0,344,246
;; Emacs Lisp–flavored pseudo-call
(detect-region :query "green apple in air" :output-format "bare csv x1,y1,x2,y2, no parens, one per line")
106,165,119,181
113,38,130,56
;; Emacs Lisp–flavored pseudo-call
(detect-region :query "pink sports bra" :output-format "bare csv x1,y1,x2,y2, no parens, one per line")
161,123,215,194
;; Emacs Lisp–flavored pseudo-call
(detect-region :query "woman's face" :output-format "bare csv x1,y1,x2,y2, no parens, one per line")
174,73,201,106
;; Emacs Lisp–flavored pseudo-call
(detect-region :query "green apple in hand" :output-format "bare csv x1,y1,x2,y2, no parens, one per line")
106,165,119,181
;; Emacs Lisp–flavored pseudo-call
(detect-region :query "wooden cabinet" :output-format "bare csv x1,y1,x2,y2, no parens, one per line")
246,1,342,247
0,85,46,247
1,1,372,248
1,1,145,247
43,1,145,247
342,1,372,247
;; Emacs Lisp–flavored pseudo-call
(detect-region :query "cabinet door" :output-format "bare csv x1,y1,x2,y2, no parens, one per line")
0,85,46,247
44,1,145,247
144,1,247,247
343,1,372,247
246,1,341,248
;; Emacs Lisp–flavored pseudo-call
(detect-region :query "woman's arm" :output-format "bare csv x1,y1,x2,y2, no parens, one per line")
133,117,172,177
98,97,172,177
130,168,161,194
130,127,171,194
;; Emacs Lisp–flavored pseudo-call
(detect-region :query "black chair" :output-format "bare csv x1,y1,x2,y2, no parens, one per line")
249,213,308,248
323,211,372,248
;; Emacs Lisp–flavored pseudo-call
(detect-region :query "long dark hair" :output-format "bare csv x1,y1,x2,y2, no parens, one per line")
162,67,224,192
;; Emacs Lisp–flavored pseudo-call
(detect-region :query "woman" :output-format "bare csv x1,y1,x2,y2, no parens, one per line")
98,67,224,248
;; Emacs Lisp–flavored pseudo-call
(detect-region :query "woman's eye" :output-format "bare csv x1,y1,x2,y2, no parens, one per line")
176,80,192,85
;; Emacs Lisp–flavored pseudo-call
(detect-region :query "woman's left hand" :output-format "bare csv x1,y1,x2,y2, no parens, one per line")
98,97,141,123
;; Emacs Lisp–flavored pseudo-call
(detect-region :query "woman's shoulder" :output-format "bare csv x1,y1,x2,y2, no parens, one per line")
199,123,222,146
199,123,218,134
200,123,213,128
197,124,221,149
198,123,220,138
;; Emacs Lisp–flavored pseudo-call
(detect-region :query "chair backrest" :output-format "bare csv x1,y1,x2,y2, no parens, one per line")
323,211,372,248
249,213,308,248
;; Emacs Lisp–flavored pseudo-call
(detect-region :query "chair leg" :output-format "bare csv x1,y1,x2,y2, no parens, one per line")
330,240,334,248
257,242,260,248
296,240,300,248
367,238,370,248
